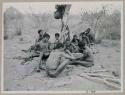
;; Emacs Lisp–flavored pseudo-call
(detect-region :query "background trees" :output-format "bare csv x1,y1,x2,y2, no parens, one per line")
4,6,121,42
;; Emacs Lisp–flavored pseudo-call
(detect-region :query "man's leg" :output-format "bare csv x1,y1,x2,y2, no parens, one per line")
47,59,70,78
70,58,94,67
36,52,43,72
39,53,50,70
74,60,94,67
55,59,70,75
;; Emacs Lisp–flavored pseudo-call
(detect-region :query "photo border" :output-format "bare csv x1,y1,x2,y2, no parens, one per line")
0,0,124,95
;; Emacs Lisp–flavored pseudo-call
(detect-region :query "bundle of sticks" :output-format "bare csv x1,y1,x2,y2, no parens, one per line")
78,69,121,89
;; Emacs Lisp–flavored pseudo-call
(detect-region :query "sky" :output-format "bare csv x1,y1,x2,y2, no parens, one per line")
3,1,122,15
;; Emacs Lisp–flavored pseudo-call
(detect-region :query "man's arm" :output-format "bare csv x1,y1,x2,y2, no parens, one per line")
84,35,90,47
62,50,75,59
71,43,79,52
85,46,94,61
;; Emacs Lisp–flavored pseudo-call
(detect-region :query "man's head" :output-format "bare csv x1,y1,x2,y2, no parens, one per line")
85,28,91,35
43,33,50,42
55,33,60,40
38,29,44,36
73,35,77,40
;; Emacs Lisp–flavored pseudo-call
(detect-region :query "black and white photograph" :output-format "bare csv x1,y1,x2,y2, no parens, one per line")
2,1,123,92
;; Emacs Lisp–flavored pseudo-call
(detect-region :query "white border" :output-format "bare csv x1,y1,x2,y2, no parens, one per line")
121,0,124,93
1,1,4,92
1,1,123,94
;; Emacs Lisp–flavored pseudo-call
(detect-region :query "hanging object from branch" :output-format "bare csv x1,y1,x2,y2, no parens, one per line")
54,4,71,43
54,4,67,19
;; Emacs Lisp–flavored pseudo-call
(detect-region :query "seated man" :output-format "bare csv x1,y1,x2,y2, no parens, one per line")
21,30,48,65
53,33,61,49
65,39,79,53
37,33,51,71
46,43,76,78
80,34,90,47
80,28,95,47
70,35,94,67
71,34,79,46
71,46,94,67
28,29,44,52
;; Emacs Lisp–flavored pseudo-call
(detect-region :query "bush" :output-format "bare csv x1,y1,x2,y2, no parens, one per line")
80,8,121,41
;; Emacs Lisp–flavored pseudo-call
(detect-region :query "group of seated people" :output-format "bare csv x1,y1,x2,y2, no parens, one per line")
28,29,94,78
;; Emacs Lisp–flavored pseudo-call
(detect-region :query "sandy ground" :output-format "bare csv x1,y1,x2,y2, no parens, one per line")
3,38,121,91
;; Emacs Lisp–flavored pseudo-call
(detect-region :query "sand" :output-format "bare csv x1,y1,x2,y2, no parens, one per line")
3,39,121,91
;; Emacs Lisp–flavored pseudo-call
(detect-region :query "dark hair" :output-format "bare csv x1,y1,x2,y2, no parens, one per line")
54,43,64,49
55,33,60,37
78,41,85,49
80,28,91,36
87,28,91,31
38,29,43,34
73,35,77,38
72,35,77,42
85,28,91,35
43,33,50,38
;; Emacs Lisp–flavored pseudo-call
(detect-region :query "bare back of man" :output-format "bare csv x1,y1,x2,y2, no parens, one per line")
70,46,94,67
45,44,75,78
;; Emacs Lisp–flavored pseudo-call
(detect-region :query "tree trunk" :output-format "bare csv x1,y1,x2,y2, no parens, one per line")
60,5,71,43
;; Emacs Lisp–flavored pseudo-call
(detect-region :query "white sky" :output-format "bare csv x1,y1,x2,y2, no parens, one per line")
3,1,122,15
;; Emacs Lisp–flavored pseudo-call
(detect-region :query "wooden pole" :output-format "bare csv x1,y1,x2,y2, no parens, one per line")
60,5,71,43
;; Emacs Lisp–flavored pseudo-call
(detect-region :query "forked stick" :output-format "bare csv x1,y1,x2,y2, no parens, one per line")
84,69,109,73
85,73,115,79
104,79,121,89
79,73,120,89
